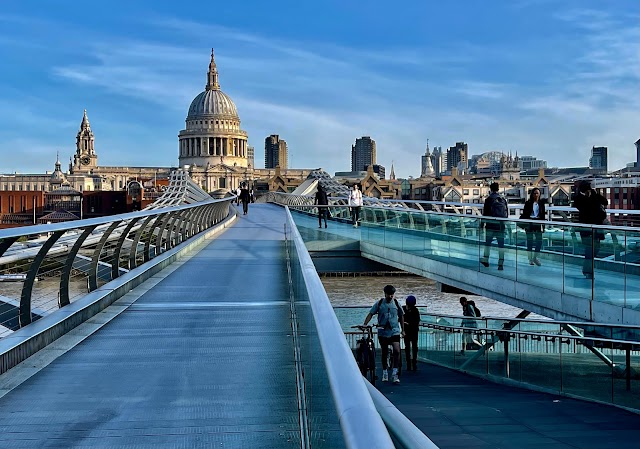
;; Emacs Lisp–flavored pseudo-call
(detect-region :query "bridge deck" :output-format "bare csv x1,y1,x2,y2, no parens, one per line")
380,361,640,449
0,204,333,448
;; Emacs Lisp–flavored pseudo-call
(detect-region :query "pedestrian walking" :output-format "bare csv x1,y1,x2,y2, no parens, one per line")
459,297,481,354
573,180,607,279
349,184,363,227
314,184,329,228
402,295,421,371
519,187,547,266
239,183,250,215
480,182,508,270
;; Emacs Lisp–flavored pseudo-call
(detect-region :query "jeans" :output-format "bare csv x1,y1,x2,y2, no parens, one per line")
351,206,361,224
318,208,327,227
526,229,542,259
482,228,505,265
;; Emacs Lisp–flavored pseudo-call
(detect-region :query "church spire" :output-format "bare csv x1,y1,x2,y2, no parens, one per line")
206,48,220,91
425,138,431,156
81,109,90,130
390,161,396,180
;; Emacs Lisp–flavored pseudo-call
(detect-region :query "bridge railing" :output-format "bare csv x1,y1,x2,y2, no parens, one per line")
270,192,640,312
283,207,396,449
335,307,640,412
0,198,232,338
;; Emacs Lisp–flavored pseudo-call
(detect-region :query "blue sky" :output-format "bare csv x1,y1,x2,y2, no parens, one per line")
0,0,638,177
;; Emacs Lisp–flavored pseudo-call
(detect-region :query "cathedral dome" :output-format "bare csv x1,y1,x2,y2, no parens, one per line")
187,90,238,119
186,49,239,121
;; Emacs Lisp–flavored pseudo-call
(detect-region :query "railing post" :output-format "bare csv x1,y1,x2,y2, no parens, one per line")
146,212,170,260
60,225,98,307
112,218,141,280
504,333,510,379
129,216,155,269
89,221,122,292
20,230,66,327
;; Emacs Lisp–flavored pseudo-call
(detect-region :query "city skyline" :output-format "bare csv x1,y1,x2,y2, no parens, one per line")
0,0,637,177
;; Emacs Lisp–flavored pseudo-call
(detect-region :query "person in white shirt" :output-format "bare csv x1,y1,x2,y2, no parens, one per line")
348,184,363,227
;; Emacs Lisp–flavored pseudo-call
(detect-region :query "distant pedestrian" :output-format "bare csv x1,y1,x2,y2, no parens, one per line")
480,182,508,270
459,297,481,354
519,187,547,266
235,187,241,205
402,295,421,371
314,184,329,228
239,183,250,215
250,188,255,203
573,180,608,279
349,184,363,228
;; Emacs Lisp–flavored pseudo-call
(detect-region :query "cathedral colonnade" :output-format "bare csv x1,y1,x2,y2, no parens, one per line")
179,137,247,158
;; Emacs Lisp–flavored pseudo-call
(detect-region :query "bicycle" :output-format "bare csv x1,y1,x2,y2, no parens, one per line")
351,325,376,386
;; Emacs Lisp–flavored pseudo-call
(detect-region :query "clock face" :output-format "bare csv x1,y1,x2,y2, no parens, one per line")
81,156,91,165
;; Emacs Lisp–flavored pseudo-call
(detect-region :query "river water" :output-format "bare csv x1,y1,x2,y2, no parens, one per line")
321,274,533,317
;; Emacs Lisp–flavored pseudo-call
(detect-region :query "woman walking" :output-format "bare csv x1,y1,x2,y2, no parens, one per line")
520,188,546,266
349,184,363,228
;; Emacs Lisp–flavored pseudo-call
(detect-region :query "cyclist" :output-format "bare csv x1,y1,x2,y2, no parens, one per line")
363,284,405,384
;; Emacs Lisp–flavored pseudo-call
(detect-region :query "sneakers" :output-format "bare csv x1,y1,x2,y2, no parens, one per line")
529,260,535,265
480,260,489,267
382,370,389,382
498,265,504,271
533,258,542,266
393,373,400,384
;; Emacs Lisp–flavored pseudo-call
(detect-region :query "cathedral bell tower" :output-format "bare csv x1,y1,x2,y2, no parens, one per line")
72,109,97,173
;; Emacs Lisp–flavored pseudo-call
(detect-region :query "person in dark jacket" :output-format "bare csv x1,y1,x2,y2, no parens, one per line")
520,187,547,266
459,297,481,354
239,183,251,215
573,180,607,279
402,295,421,371
480,182,508,270
314,184,329,228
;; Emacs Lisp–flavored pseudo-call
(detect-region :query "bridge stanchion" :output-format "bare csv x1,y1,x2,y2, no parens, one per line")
60,224,98,307
112,218,141,280
129,216,155,270
156,211,179,252
89,221,122,292
146,213,169,261
20,230,66,327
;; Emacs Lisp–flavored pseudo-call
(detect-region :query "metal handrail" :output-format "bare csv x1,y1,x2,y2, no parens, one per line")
269,192,640,232
338,307,640,332
284,207,395,449
365,380,440,449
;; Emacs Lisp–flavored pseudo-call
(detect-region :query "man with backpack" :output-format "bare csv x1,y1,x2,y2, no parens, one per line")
363,285,405,384
480,182,508,270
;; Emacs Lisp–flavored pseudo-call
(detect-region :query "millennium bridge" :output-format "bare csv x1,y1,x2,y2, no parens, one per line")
0,172,639,448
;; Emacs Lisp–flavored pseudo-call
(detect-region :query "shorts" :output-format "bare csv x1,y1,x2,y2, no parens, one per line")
378,335,401,346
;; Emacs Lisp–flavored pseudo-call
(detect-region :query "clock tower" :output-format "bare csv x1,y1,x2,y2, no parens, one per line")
72,109,98,172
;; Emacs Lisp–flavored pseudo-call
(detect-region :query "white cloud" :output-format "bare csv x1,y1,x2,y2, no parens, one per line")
0,6,638,178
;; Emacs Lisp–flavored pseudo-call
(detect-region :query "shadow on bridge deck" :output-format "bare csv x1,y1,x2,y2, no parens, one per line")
0,204,343,448
379,361,640,449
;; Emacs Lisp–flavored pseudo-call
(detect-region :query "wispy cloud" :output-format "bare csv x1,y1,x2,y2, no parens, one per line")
0,4,638,177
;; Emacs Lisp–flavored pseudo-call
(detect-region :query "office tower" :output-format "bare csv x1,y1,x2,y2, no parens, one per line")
431,146,444,176
447,142,468,172
589,146,608,171
372,164,386,179
265,135,288,169
247,146,254,168
351,136,377,172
